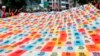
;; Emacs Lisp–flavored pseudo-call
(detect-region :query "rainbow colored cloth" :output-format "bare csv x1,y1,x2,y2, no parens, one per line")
0,4,100,56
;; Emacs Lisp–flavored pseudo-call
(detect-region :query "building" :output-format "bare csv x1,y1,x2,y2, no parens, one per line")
60,0,75,9
47,0,75,10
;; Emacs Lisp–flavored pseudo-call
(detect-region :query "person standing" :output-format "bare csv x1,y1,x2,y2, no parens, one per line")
9,8,15,16
2,5,6,18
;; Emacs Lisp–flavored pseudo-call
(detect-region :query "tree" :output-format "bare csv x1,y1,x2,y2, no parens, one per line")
78,0,92,5
33,0,41,4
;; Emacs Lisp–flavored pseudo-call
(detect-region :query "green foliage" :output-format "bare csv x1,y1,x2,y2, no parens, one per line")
5,0,11,7
15,0,20,2
34,0,41,4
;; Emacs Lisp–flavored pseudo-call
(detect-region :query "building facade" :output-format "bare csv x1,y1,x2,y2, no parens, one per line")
47,0,75,10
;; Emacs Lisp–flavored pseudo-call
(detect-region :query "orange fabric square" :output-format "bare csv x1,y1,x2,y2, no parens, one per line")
90,34,100,43
0,32,13,39
95,29,100,33
8,50,26,56
78,28,85,33
62,52,76,56
59,31,67,42
83,21,88,25
13,38,30,46
91,16,96,20
41,41,56,52
86,45,100,51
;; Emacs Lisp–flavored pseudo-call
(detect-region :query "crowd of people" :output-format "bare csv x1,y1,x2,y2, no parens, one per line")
91,0,100,9
0,5,23,18
78,0,100,9
0,0,100,18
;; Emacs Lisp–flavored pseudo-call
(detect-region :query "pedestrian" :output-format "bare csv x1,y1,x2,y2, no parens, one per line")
9,8,15,16
91,0,96,5
95,3,99,9
16,8,23,15
2,5,6,18
98,4,100,9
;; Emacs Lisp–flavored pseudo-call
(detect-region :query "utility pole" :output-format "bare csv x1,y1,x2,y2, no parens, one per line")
58,0,60,10
75,0,80,7
52,0,54,10
0,0,2,4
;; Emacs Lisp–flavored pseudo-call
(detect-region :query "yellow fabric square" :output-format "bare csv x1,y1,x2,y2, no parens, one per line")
76,52,90,56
